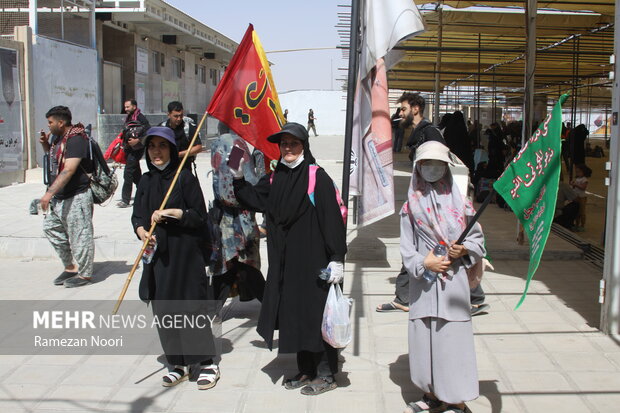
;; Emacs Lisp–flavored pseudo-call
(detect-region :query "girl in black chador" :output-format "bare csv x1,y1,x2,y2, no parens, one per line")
132,126,218,390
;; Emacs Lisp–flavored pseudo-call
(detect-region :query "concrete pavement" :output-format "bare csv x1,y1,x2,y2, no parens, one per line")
0,135,617,412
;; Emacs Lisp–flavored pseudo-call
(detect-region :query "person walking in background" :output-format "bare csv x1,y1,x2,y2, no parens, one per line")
118,99,150,208
307,109,318,136
569,124,588,167
401,141,485,413
444,111,474,174
398,92,445,161
209,131,265,303
283,108,289,122
232,122,346,396
570,163,591,232
131,126,219,390
561,123,571,172
391,108,405,153
484,122,506,179
554,179,580,229
160,101,203,174
39,106,95,288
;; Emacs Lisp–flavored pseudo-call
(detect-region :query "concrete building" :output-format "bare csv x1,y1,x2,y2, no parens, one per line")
0,0,236,186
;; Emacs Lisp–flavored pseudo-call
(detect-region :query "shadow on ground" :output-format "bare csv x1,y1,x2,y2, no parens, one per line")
389,353,503,413
92,260,133,283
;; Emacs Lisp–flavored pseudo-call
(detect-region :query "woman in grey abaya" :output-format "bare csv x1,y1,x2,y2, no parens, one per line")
400,141,485,413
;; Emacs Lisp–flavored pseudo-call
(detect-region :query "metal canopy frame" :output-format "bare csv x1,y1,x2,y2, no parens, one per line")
387,2,615,110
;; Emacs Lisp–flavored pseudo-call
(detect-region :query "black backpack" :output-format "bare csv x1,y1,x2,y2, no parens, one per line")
122,120,147,151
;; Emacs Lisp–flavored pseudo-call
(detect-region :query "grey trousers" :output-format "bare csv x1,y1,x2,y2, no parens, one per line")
395,265,486,306
43,190,94,278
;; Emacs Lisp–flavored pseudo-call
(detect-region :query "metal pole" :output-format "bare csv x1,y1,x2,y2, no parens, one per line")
569,36,580,180
341,0,361,217
433,4,443,125
60,0,64,41
601,0,620,337
522,0,536,147
89,0,96,49
518,0,537,245
476,33,481,147
492,68,497,123
29,0,38,35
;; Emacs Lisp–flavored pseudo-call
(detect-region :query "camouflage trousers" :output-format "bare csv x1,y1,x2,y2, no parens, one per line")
43,190,94,278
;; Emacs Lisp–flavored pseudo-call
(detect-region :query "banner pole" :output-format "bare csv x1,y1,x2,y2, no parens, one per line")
456,188,495,245
341,0,361,225
112,110,210,314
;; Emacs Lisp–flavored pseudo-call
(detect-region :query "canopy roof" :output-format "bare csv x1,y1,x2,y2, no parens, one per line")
438,1,614,16
387,1,615,107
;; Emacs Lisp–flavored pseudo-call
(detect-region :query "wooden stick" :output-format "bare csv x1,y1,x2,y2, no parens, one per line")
112,111,210,314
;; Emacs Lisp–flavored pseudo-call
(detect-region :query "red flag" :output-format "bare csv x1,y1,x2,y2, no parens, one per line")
207,24,285,163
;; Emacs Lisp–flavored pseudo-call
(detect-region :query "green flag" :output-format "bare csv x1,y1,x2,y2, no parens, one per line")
493,94,568,309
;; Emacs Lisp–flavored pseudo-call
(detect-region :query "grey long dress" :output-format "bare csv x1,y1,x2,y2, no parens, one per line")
400,204,485,404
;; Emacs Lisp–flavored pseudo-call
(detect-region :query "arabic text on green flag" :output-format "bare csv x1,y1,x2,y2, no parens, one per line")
493,94,568,309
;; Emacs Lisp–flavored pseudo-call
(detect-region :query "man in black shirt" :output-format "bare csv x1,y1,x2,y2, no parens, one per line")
118,99,150,208
160,101,203,173
397,92,445,161
39,106,95,288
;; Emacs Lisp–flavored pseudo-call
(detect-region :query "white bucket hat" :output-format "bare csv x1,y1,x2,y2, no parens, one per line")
415,140,454,165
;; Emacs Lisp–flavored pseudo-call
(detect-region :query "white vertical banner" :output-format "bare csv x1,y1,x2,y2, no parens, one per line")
350,0,426,226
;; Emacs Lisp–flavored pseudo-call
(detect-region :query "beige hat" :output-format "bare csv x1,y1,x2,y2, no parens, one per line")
414,140,453,165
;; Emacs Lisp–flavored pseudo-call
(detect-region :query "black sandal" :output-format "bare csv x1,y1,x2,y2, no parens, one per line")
471,303,490,316
404,394,444,412
300,376,337,396
283,373,312,390
376,302,408,312
442,405,472,413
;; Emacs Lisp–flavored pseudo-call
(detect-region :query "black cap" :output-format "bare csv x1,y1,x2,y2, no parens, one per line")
267,122,309,143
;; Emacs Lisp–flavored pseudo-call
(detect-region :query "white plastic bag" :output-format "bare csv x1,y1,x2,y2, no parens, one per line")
321,284,352,348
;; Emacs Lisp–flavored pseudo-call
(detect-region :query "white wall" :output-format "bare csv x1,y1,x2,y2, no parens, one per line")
32,36,98,164
279,90,346,135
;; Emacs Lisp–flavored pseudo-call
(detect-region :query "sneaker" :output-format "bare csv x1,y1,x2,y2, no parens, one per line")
64,276,92,288
117,201,130,208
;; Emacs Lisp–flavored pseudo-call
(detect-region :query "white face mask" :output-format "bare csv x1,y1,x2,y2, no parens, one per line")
419,161,447,182
281,153,304,169
153,160,170,171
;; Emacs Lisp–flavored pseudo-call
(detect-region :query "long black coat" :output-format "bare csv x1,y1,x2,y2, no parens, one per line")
234,166,347,353
131,169,211,302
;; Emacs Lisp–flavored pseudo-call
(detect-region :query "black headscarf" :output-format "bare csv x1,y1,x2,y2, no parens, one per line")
144,135,180,214
267,138,316,230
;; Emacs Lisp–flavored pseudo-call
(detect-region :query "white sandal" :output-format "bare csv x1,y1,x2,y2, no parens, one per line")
162,366,188,387
197,364,220,390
